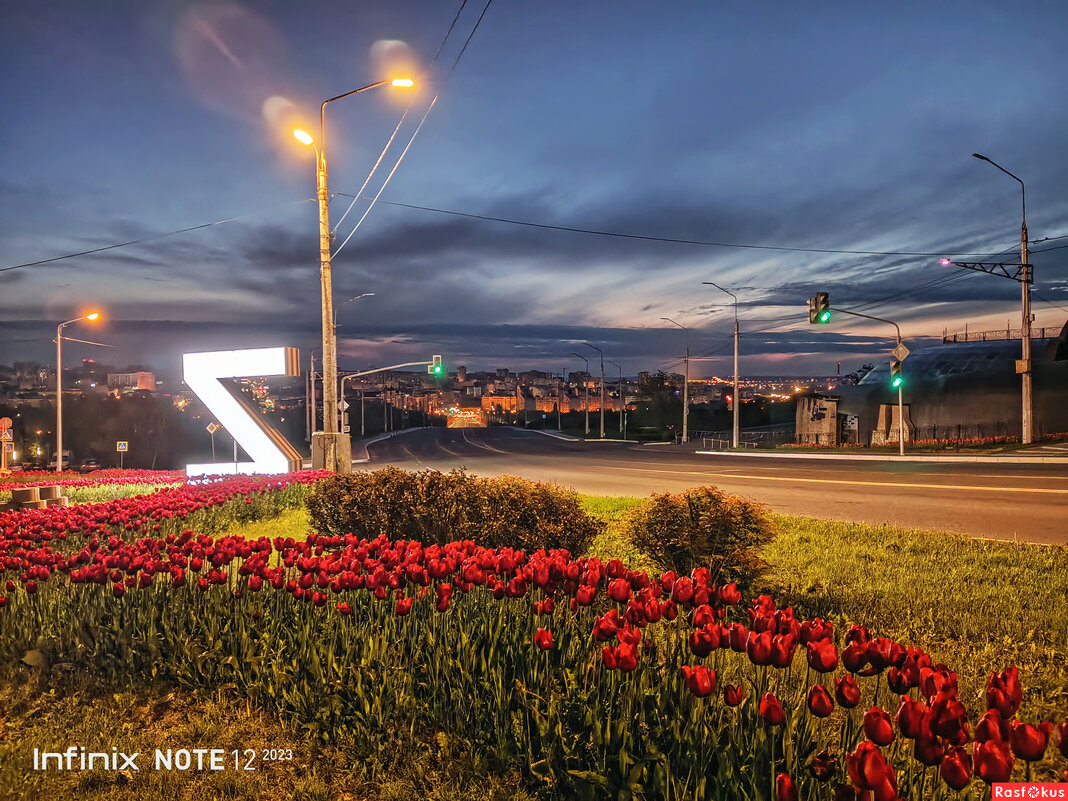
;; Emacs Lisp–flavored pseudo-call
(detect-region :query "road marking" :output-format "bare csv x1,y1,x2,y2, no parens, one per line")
462,430,511,454
594,464,1068,494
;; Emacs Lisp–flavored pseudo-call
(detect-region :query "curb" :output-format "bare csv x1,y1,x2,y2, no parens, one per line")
694,450,1068,465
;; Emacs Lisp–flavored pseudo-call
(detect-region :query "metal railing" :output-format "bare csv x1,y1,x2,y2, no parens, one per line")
942,326,1060,344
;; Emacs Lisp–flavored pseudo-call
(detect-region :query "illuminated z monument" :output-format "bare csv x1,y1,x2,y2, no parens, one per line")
183,347,303,476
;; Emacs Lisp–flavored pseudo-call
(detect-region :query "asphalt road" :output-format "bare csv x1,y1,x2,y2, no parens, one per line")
358,427,1068,546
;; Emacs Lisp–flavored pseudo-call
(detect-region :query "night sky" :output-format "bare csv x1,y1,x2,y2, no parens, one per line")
2,0,1066,380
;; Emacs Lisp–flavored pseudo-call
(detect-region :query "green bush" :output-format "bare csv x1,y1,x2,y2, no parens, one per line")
305,468,603,554
621,485,776,587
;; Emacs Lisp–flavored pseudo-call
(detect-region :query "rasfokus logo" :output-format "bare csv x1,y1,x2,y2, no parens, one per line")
993,784,1067,799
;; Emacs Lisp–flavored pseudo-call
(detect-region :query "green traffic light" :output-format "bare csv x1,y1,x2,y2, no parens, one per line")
819,310,831,323
891,376,902,388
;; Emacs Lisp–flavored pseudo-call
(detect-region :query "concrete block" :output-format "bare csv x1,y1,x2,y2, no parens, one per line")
38,485,62,500
10,487,39,503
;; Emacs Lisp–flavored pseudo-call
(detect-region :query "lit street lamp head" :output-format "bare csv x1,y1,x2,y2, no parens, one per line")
292,129,314,146
391,78,415,88
85,311,100,321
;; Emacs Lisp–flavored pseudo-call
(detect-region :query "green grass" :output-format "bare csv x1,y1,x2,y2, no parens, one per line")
0,482,179,506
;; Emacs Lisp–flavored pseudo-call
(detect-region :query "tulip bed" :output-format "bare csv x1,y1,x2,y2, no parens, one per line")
2,475,1066,801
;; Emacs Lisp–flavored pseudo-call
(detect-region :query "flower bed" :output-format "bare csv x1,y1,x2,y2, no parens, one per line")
2,495,1065,799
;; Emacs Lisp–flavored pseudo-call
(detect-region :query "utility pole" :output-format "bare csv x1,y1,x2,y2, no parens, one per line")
661,318,689,444
608,360,623,437
571,353,590,436
585,343,606,438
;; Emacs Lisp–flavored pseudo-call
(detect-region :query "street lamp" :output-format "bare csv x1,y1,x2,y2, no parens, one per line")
661,317,689,444
703,281,740,448
972,153,1033,444
292,77,414,473
571,352,590,436
56,311,100,472
607,359,623,437
584,342,606,438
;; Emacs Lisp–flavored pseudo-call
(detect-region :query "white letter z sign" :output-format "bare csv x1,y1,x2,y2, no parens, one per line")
183,347,303,476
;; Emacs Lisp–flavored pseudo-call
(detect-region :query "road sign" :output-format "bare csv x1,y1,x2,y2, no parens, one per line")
0,429,11,441
206,422,220,434
0,417,11,431
891,343,910,362
337,401,349,411
2,442,13,453
116,441,128,452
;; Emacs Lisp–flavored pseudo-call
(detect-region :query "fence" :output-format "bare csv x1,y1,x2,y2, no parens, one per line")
697,425,794,450
942,326,1061,344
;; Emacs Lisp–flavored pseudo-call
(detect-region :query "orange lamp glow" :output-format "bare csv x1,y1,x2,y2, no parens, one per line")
292,129,314,145
85,312,100,321
391,78,415,88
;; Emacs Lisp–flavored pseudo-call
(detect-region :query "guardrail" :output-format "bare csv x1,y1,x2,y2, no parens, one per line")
942,326,1061,343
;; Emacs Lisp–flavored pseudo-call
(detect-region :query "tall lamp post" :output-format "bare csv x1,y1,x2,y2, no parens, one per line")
972,153,1032,444
56,311,100,472
607,360,623,437
293,77,413,473
571,352,590,436
333,292,375,431
661,318,689,444
584,343,606,438
703,281,740,448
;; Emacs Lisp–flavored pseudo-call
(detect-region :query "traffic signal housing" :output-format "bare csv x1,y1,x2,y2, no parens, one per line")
808,292,831,324
429,355,443,376
889,359,903,389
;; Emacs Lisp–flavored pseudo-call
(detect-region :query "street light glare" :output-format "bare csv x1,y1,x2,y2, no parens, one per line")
85,312,100,321
293,129,314,145
940,258,952,266
391,78,415,88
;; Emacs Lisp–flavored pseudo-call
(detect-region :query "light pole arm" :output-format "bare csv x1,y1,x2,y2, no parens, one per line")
321,80,389,157
973,153,1025,226
830,307,902,345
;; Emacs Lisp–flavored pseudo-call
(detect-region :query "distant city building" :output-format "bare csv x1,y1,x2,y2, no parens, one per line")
108,372,156,392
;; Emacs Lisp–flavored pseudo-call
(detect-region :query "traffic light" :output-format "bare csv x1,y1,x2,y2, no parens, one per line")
808,292,831,324
429,355,443,376
889,359,903,389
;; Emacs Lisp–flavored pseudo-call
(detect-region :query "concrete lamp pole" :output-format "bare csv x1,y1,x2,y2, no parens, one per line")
571,352,590,436
607,360,623,437
703,281,740,448
56,312,100,472
661,318,689,444
293,77,413,473
972,153,1032,445
585,343,606,438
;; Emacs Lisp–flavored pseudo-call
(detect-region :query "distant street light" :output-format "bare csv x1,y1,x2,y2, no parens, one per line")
56,311,101,472
661,317,689,444
607,360,623,437
571,352,590,436
972,153,1033,444
584,343,606,438
703,281,740,448
292,77,414,473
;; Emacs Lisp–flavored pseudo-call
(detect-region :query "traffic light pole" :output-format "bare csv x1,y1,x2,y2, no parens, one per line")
338,360,437,433
828,307,906,456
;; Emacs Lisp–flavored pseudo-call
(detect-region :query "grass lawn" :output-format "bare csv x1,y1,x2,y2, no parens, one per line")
2,490,1065,799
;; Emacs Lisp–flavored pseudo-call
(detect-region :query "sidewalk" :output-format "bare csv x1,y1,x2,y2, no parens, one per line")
691,445,1068,465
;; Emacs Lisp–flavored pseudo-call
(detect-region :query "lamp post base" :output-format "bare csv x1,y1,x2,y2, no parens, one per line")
311,432,352,473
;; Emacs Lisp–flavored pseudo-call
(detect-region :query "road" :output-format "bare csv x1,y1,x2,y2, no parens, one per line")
358,427,1068,546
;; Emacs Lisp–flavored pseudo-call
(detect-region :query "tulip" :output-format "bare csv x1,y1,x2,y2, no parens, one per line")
607,578,631,603
336,601,352,615
770,633,797,668
394,597,413,616
841,642,869,674
975,708,1010,743
986,666,1023,719
940,746,972,791
1010,720,1052,762
681,665,715,698
807,685,834,718
728,622,748,652
435,583,452,612
862,707,894,746
846,741,896,799
806,639,838,673
835,674,861,709
688,625,720,658
760,692,785,726
974,740,1014,784
808,749,838,782
930,690,969,742
723,684,745,707
746,630,773,666
913,736,943,767
534,628,553,651
895,696,928,740
775,773,798,801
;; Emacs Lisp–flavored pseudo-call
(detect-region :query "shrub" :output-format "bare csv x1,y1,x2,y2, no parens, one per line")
621,485,776,588
305,468,603,554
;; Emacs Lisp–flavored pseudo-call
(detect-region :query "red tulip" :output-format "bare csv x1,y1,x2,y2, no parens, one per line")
986,666,1023,719
718,581,741,606
930,690,969,741
808,750,838,782
807,685,834,718
688,624,720,657
835,674,861,709
728,622,748,652
1010,720,1052,762
336,601,352,615
895,696,929,740
723,683,745,707
862,707,895,746
846,741,896,799
940,746,972,791
775,773,798,801
974,740,1014,784
435,583,452,612
681,665,715,698
770,633,797,668
534,627,553,651
975,708,1010,744
760,692,785,726
394,597,413,616
747,630,773,666
914,737,944,767
806,639,838,673
607,578,631,603
841,641,869,674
